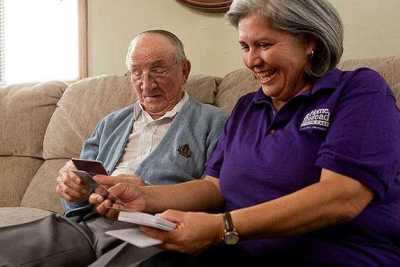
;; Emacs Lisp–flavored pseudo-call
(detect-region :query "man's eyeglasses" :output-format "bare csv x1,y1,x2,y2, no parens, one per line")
130,61,178,82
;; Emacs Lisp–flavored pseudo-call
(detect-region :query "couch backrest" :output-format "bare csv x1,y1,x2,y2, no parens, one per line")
0,81,67,158
1,56,399,212
17,56,400,163
0,81,67,207
43,75,134,160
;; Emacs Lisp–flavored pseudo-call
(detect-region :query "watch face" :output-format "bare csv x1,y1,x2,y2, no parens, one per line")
225,231,239,245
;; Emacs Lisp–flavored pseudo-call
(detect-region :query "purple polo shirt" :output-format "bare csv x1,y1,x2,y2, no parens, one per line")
205,68,400,266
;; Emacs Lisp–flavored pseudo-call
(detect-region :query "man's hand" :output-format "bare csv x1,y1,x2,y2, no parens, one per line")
55,160,89,203
88,175,146,219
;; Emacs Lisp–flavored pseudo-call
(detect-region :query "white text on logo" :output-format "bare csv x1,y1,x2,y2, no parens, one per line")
300,108,330,131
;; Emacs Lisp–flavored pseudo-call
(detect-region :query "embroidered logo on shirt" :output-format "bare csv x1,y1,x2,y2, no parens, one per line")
300,108,330,131
177,144,192,158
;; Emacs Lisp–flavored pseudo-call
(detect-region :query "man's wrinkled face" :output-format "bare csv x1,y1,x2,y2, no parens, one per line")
128,34,190,118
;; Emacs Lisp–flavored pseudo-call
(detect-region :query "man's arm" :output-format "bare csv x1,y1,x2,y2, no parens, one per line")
57,160,94,217
58,122,104,216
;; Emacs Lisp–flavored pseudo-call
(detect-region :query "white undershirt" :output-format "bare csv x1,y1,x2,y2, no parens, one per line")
111,92,188,176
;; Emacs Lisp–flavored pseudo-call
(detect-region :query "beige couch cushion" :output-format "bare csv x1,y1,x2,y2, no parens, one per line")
185,74,221,105
0,81,67,157
21,159,68,213
0,207,52,228
0,157,43,207
43,75,135,159
215,68,260,113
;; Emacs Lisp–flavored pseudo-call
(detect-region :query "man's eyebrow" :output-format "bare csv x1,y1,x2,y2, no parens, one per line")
150,60,164,64
131,59,168,69
149,60,170,67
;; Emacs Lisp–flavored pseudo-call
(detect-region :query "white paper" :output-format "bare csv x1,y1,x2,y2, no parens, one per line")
105,228,162,248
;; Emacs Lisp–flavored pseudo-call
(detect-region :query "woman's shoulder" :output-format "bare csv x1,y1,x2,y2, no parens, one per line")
232,90,260,110
343,67,386,83
340,67,392,95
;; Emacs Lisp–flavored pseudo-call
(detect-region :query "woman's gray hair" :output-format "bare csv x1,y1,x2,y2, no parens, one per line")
125,30,187,71
226,0,343,79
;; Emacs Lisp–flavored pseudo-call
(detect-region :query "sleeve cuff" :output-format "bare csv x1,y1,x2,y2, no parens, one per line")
204,166,220,178
62,199,93,217
316,154,387,200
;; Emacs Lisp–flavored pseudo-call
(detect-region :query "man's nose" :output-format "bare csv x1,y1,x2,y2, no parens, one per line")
140,72,156,90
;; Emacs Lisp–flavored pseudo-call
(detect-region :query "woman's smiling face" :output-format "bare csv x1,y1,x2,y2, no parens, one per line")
238,11,315,107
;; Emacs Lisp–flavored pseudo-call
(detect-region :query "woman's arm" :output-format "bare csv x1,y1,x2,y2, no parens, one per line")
142,176,224,213
94,175,224,214
138,169,374,255
231,168,373,239
143,176,224,213
93,169,373,254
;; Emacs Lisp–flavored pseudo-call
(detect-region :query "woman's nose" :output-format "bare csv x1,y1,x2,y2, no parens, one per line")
246,49,262,69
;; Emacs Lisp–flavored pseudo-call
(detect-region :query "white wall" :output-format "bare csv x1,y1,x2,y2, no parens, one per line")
88,0,400,77
330,0,400,61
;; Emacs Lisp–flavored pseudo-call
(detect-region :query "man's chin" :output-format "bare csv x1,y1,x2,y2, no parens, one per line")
141,96,163,105
142,104,170,117
141,97,163,107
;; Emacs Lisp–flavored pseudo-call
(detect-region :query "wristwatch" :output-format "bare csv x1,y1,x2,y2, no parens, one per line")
223,212,239,245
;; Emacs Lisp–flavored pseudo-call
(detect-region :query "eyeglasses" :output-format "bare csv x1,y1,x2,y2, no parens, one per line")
130,61,178,82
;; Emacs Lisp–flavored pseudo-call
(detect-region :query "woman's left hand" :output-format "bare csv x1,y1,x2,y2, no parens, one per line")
141,210,224,255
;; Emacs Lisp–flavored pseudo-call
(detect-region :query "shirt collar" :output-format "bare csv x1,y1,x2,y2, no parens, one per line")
133,91,189,122
252,68,342,105
252,88,272,105
299,68,342,96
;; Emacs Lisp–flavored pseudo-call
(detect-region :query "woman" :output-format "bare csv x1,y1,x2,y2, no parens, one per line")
93,0,400,266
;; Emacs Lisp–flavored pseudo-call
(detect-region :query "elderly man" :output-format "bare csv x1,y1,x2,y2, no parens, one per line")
0,30,227,267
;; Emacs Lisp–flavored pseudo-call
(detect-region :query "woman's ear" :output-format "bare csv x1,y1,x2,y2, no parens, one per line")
305,38,317,58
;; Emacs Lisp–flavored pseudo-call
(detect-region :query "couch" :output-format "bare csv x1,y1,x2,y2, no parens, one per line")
1,56,399,227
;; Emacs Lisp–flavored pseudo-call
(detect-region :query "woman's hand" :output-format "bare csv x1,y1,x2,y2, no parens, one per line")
89,175,147,219
96,174,146,187
141,210,225,255
56,160,89,203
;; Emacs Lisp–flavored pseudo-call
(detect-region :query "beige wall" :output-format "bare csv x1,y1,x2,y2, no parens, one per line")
88,0,400,77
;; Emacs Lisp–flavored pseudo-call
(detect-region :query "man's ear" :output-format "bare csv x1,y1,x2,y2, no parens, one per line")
182,60,191,81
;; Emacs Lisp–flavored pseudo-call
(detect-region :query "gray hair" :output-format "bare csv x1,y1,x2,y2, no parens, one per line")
226,0,343,79
125,30,187,71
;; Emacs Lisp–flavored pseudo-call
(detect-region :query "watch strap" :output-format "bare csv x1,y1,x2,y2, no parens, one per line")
223,212,235,232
